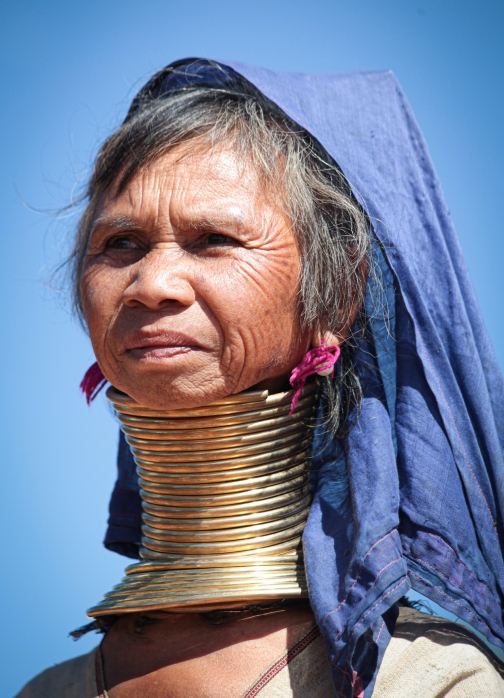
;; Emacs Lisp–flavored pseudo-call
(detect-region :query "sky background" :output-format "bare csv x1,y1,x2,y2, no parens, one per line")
2,0,504,694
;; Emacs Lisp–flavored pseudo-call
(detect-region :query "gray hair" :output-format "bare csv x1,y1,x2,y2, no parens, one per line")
69,67,371,434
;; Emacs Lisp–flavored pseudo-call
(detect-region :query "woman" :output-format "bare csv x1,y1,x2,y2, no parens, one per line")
17,59,504,697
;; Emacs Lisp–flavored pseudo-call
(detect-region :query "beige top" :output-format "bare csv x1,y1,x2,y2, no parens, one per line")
14,607,504,698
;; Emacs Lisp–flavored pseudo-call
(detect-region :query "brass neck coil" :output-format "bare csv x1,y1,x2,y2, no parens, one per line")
88,383,318,617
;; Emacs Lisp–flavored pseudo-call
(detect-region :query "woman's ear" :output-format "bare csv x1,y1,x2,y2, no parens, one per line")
310,329,341,349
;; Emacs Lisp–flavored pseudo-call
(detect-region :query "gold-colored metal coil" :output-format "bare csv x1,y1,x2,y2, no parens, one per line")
125,425,308,453
120,406,314,440
139,473,309,506
140,520,306,554
134,441,310,471
139,537,304,562
87,383,318,618
142,493,312,530
107,567,306,594
142,507,308,542
125,554,302,573
121,564,305,582
103,580,307,602
128,434,309,462
136,451,308,484
142,484,311,518
138,461,307,496
110,383,316,418
89,589,305,615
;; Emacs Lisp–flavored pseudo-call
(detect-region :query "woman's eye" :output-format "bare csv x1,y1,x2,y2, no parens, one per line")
105,236,140,250
206,232,235,245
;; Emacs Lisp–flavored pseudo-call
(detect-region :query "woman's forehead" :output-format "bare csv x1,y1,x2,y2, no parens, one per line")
112,140,260,195
93,142,286,232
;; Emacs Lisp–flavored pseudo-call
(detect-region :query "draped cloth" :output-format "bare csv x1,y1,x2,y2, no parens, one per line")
103,59,504,697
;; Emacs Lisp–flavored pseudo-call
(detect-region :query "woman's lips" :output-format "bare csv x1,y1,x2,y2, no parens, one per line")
127,345,198,360
122,331,205,361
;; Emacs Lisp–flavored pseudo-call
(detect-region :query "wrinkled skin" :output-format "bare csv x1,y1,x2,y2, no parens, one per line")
81,141,323,410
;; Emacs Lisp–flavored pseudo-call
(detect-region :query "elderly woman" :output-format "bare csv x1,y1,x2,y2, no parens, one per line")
17,60,504,698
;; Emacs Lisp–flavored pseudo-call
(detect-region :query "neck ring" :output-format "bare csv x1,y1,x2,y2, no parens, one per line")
88,382,318,617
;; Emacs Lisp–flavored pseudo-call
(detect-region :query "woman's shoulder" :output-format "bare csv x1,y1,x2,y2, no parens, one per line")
13,647,99,698
374,605,504,698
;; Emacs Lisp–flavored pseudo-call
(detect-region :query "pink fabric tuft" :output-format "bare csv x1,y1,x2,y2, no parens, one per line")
80,362,107,405
352,671,365,698
289,338,341,414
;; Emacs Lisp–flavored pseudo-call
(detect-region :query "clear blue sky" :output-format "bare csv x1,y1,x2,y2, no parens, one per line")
1,1,503,694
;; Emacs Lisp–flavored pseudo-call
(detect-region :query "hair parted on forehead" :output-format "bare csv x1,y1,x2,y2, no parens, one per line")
69,66,372,434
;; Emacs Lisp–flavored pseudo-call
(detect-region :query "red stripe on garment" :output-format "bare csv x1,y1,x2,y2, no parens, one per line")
243,625,321,698
95,647,106,698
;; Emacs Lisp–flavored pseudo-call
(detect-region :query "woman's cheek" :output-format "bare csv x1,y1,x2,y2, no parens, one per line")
210,270,302,387
81,268,119,349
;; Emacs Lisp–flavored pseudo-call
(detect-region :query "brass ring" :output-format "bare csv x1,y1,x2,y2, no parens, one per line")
108,383,317,419
142,493,312,530
138,462,308,496
142,483,312,518
140,473,309,507
104,579,306,602
139,535,303,560
127,431,308,458
103,576,306,599
125,422,309,451
142,507,309,543
141,521,306,554
119,406,315,440
123,567,304,580
88,383,317,619
88,585,307,616
134,441,311,472
125,551,302,574
108,568,303,593
137,451,309,484
116,397,315,430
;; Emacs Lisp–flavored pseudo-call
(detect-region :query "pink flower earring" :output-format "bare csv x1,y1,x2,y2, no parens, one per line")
80,362,107,405
289,338,341,414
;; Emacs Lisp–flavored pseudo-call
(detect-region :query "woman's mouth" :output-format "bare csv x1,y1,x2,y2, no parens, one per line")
127,345,197,360
122,331,204,361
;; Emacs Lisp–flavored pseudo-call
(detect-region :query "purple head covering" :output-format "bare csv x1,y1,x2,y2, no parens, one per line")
103,59,504,697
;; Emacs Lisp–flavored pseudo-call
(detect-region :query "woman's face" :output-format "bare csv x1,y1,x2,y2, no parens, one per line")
81,141,312,409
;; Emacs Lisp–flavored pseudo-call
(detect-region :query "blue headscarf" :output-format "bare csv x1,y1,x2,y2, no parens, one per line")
104,59,504,697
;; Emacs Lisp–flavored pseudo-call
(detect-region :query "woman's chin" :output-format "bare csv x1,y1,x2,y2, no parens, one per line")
114,375,233,411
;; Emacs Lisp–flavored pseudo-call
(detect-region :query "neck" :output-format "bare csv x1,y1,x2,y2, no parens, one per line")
87,382,319,620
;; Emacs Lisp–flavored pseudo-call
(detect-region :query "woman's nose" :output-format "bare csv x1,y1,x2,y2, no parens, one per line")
122,249,196,310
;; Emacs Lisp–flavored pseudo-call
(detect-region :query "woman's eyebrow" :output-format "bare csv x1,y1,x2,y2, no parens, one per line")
90,215,143,236
90,212,259,240
182,211,254,235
